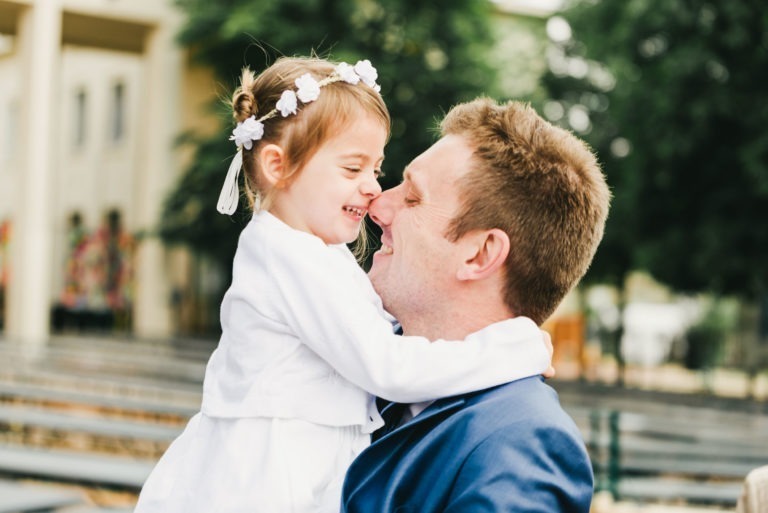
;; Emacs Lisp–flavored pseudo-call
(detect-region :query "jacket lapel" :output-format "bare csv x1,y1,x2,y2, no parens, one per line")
400,396,466,431
344,395,468,509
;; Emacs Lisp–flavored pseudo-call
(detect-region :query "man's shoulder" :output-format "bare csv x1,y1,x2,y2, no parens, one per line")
465,375,560,407
452,376,577,434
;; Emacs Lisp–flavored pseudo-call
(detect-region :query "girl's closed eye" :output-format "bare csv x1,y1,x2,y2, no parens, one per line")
343,166,384,179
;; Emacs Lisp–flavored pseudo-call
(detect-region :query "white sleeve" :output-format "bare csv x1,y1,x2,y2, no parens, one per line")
262,234,550,403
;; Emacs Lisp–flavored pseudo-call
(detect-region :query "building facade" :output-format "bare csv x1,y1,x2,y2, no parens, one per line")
0,0,558,348
0,0,223,348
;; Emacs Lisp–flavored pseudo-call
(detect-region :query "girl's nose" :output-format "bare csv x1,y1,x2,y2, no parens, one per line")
360,173,382,198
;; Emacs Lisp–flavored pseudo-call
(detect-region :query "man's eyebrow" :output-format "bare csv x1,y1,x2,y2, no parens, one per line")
402,168,424,196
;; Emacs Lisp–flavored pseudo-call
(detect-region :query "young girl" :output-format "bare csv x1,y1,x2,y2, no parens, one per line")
135,57,551,513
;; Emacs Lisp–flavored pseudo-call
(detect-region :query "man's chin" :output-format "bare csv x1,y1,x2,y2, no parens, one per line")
367,265,388,296
369,250,387,271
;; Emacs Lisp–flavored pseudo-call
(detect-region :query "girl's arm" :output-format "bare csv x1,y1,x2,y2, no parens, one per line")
251,233,550,403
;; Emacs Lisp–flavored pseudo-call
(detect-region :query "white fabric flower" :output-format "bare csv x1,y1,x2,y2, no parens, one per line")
336,62,360,85
230,116,264,150
354,60,379,88
276,90,298,117
295,73,321,103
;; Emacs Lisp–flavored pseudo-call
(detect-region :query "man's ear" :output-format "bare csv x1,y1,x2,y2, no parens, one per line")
258,144,286,187
456,229,510,282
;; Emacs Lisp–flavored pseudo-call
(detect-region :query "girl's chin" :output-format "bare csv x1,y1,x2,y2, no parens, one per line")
325,232,361,246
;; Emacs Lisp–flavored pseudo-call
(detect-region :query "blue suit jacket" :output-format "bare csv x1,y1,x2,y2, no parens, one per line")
341,376,593,512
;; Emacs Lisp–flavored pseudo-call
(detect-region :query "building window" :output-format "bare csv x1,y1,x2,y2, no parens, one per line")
111,81,125,143
74,89,87,147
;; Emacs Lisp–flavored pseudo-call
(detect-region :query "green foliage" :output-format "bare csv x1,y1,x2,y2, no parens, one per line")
684,302,730,371
161,0,498,276
492,15,549,101
541,0,768,298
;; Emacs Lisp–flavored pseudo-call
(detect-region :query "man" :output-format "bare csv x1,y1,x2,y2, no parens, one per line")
341,98,610,512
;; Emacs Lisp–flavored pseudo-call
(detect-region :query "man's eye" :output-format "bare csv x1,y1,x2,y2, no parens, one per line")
404,197,419,206
375,169,385,179
344,167,361,173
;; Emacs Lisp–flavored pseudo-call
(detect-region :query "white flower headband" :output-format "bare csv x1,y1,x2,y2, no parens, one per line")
216,60,381,215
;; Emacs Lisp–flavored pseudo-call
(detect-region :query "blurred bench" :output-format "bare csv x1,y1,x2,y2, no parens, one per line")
0,403,182,443
572,406,768,506
0,336,209,503
0,381,198,420
0,336,210,386
0,479,84,513
0,337,204,422
618,478,743,504
0,443,154,489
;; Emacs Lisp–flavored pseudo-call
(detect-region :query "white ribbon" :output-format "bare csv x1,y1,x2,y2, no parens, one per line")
217,149,243,215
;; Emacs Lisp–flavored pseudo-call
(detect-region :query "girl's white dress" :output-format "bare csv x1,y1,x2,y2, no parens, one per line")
134,211,549,513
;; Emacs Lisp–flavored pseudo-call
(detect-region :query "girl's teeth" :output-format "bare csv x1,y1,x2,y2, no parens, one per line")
345,207,364,217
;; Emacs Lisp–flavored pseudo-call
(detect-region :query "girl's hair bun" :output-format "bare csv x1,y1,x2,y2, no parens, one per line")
232,68,257,122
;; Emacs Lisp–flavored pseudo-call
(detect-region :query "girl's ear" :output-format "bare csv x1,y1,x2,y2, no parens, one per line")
258,144,286,187
456,229,510,282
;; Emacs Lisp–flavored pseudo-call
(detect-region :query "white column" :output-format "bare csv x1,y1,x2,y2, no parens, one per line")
6,0,61,350
132,22,182,338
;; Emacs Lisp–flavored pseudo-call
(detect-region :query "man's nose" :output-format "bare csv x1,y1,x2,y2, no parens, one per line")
368,186,398,228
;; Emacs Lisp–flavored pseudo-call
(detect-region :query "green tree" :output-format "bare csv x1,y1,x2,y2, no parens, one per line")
546,0,768,296
540,0,768,381
161,0,498,267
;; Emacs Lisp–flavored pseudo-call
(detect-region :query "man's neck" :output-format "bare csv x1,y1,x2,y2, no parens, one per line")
400,307,514,341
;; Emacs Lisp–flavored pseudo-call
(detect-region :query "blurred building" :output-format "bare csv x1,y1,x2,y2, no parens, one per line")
0,0,559,347
0,0,218,347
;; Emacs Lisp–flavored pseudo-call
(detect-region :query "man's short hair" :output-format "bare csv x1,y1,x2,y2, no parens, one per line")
442,98,610,324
